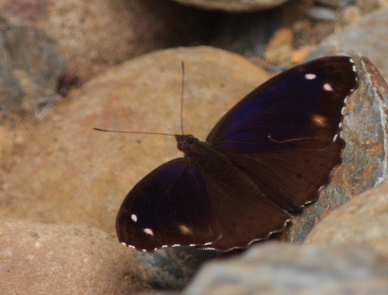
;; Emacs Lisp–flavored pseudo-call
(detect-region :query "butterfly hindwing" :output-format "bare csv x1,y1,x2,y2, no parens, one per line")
199,165,291,251
116,158,221,251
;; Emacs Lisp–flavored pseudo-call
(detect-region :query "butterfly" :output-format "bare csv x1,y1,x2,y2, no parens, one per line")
115,56,358,252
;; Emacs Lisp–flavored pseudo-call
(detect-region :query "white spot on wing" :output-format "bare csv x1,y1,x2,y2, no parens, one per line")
143,228,154,236
311,114,327,127
323,83,333,91
178,224,193,235
131,214,138,222
305,73,316,80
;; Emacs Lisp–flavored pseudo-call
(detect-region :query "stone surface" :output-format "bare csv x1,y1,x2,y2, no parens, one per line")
184,242,388,294
172,0,289,12
305,180,388,257
0,0,210,80
0,219,149,295
0,16,66,112
135,247,220,289
306,6,339,22
309,7,388,79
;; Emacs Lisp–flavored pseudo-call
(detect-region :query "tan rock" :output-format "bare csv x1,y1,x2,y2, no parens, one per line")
0,219,149,295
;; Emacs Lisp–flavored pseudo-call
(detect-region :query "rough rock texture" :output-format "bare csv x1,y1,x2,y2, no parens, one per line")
0,0,209,80
0,16,66,112
172,0,289,12
0,219,149,295
305,181,388,257
184,242,388,294
309,7,388,79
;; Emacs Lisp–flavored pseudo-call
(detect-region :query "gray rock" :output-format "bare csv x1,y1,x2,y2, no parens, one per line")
136,247,220,290
308,7,388,78
305,180,388,257
0,16,66,113
185,242,388,294
307,6,339,22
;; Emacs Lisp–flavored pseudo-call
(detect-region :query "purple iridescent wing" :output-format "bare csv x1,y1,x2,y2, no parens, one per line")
116,158,221,252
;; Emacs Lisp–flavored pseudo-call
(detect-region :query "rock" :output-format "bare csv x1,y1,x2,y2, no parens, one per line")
0,16,66,112
0,219,149,295
135,247,220,289
306,6,339,22
264,27,294,65
305,181,388,257
308,7,388,79
0,0,211,80
171,0,289,12
317,0,356,8
184,242,388,294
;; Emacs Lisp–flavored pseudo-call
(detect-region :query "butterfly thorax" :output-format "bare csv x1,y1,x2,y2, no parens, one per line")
176,134,232,173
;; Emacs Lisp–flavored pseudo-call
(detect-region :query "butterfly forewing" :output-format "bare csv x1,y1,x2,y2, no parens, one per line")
116,159,221,251
206,56,357,153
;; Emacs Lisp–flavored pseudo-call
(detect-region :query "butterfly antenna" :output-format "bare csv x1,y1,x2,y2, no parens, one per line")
93,128,175,137
95,63,187,137
180,61,185,135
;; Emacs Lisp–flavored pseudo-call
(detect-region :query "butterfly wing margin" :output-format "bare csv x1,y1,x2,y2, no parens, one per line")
116,158,221,252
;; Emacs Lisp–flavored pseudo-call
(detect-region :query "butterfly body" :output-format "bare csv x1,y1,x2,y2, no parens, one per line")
115,56,358,252
176,134,232,173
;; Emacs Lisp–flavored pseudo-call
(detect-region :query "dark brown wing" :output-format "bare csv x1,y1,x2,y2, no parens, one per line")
200,165,291,251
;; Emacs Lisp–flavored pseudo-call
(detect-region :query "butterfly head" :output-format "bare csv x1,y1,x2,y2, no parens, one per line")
176,134,199,153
